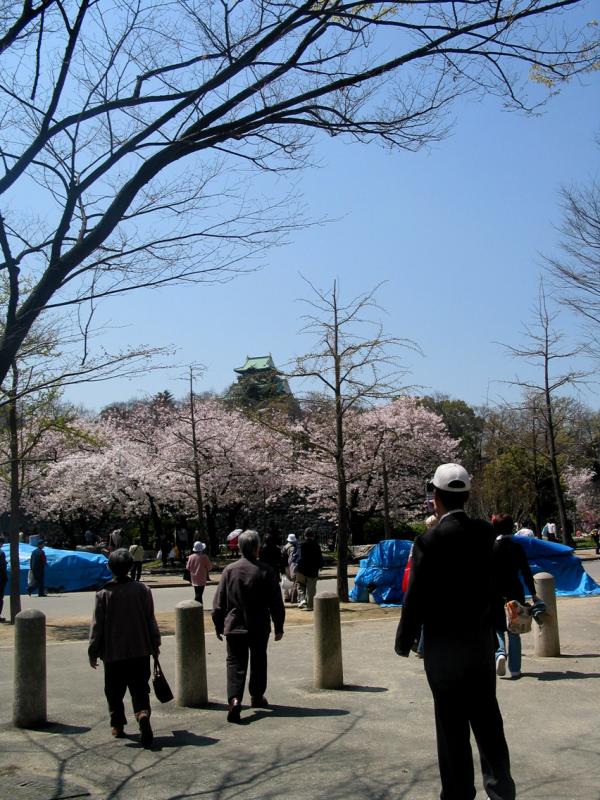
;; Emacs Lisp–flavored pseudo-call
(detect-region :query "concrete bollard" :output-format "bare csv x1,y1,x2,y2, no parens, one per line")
175,600,208,707
13,609,47,728
314,592,343,689
533,572,560,657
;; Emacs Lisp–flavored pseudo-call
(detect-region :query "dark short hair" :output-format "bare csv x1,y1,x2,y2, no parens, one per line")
434,487,469,511
108,548,133,577
492,514,514,536
304,528,315,538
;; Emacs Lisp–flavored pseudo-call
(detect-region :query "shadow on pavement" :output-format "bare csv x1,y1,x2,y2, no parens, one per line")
43,723,92,735
266,704,351,718
535,670,600,681
150,730,220,749
341,684,388,693
557,653,600,659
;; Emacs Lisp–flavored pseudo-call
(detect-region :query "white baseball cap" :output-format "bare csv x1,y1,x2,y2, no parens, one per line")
431,463,471,492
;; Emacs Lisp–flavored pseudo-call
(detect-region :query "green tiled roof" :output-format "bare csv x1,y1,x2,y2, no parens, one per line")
234,355,276,373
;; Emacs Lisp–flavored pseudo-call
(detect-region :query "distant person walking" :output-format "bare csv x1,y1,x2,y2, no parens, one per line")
0,539,7,622
176,526,190,560
28,540,47,597
283,533,299,603
186,541,213,603
129,541,144,581
259,532,286,576
212,530,285,723
296,528,323,610
88,549,161,747
395,463,515,800
492,514,540,680
109,529,124,550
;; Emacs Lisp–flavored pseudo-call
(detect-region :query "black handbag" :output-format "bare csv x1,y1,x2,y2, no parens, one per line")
152,657,174,703
183,568,191,582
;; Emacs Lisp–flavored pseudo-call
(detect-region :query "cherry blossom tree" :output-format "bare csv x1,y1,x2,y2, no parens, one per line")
284,397,458,540
565,466,600,529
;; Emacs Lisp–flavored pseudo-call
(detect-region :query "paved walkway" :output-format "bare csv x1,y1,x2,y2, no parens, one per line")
1,595,599,800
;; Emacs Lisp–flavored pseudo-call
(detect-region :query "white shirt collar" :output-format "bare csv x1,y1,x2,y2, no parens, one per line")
438,508,466,523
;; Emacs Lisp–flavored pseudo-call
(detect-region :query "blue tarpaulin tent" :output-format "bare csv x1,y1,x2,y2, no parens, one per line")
349,539,412,606
513,536,600,597
349,536,600,607
2,543,112,594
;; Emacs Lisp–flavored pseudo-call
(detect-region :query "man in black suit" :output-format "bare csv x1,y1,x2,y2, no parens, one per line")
395,463,515,800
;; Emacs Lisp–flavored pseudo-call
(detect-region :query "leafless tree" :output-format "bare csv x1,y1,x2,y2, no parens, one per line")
0,0,598,391
0,302,169,621
546,157,600,348
288,279,417,600
500,282,590,545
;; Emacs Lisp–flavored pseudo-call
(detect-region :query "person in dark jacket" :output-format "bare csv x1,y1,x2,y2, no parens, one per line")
88,548,161,747
296,528,324,610
492,514,539,680
0,538,7,621
212,529,285,723
29,540,47,597
395,463,515,800
259,532,286,576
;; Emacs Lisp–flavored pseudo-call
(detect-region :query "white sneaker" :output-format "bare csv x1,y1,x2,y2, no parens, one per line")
297,601,307,608
496,654,506,677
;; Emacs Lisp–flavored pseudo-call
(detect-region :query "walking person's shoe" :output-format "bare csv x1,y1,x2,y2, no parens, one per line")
495,654,507,677
227,697,242,723
510,671,522,680
111,726,125,739
136,710,153,748
297,601,307,608
250,696,269,709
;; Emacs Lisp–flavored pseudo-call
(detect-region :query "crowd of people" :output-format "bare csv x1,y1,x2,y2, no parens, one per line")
10,457,579,800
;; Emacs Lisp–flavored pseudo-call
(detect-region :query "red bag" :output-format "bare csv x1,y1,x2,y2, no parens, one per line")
402,556,412,594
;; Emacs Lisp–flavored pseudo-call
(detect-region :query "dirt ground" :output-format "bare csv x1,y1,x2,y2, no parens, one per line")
0,602,400,645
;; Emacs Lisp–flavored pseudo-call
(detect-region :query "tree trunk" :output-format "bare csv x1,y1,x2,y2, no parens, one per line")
332,285,349,602
147,494,164,543
189,370,206,539
544,354,572,546
206,502,218,557
382,458,392,539
8,361,21,622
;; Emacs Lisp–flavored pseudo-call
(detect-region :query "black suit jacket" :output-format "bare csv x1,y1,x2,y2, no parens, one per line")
395,511,498,676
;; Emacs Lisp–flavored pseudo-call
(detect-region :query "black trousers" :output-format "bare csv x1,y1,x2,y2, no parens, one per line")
426,659,515,800
130,562,142,581
226,633,269,703
104,656,151,728
0,579,5,617
193,585,205,603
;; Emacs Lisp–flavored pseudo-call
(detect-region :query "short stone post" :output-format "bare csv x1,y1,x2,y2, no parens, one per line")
14,609,47,728
314,592,343,689
533,572,560,657
175,600,208,707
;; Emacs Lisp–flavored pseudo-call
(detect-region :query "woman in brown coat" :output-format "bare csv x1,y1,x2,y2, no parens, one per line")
88,548,161,747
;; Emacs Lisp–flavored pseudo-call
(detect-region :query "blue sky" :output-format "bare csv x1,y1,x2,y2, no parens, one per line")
63,71,600,412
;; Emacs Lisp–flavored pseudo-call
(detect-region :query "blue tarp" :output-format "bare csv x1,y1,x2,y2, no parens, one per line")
2,543,112,594
513,536,600,597
349,539,412,606
350,536,600,607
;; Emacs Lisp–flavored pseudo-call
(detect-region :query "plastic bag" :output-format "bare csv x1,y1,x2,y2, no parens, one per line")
505,600,532,634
